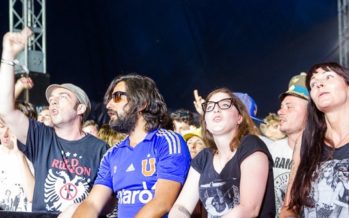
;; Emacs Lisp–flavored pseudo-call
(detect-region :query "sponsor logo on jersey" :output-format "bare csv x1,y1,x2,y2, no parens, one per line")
118,181,156,204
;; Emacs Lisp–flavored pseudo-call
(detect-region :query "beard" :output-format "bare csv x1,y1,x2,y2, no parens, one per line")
109,110,137,134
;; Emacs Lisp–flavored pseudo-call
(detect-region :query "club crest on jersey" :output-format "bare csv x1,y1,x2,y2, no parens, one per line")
141,158,156,177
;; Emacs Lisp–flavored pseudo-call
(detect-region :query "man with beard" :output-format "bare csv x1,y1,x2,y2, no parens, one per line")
73,74,191,218
0,28,109,216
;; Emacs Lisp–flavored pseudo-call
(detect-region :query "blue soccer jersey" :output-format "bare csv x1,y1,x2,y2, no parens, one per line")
94,128,191,218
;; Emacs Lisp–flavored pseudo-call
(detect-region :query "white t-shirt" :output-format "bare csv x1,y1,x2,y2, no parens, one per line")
266,138,293,215
0,146,33,212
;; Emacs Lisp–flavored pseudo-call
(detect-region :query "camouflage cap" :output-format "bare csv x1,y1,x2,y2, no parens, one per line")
280,72,309,101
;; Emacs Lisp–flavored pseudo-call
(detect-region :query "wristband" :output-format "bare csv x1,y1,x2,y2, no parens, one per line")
1,59,16,66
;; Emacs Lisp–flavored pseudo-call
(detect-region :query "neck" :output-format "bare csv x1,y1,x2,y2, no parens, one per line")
54,120,85,140
287,131,303,150
128,116,148,147
213,130,236,157
325,107,349,147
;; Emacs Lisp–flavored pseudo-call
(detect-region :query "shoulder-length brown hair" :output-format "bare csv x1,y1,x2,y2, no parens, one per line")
201,88,259,152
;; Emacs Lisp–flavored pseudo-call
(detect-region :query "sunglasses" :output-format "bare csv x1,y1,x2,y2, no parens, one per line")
111,91,127,103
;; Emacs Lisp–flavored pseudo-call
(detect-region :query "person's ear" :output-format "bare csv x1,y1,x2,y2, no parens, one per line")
77,104,87,116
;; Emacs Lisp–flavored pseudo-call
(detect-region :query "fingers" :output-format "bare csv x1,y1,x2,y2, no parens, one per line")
193,89,200,101
193,89,204,115
21,27,33,39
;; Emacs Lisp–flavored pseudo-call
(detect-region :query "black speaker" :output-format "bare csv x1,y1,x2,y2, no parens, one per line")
15,72,50,106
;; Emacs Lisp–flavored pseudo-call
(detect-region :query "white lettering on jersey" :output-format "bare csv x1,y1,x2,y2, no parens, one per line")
118,181,156,204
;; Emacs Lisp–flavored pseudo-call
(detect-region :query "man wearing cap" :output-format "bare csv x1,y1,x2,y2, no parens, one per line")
0,28,109,215
266,72,309,217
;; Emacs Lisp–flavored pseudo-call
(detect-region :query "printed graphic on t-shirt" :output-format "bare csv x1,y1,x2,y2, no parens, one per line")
0,165,31,212
44,151,91,212
304,159,349,217
274,172,289,213
199,178,239,218
0,182,30,211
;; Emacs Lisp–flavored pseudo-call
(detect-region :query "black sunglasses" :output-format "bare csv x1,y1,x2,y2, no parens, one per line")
111,91,127,103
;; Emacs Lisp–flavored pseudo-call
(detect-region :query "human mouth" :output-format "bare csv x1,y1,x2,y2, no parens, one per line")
107,110,118,119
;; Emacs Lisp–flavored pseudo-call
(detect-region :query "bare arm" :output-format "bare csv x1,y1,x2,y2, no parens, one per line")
134,178,182,218
169,167,201,218
0,28,32,144
222,151,269,218
73,184,113,218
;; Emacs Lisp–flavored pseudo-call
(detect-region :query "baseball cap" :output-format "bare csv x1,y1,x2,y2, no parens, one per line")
182,128,202,142
280,72,309,101
233,92,263,123
45,83,91,120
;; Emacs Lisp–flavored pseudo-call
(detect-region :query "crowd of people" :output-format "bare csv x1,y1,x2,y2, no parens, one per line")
1,28,349,218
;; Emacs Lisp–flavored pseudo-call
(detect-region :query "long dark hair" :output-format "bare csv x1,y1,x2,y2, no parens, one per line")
104,74,169,132
201,88,259,152
289,62,349,212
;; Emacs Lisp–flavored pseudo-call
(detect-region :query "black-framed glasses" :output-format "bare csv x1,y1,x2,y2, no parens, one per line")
111,91,127,103
202,98,235,112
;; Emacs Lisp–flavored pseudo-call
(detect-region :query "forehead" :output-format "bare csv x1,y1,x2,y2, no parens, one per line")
113,81,126,92
281,95,307,105
208,92,230,101
187,135,203,142
39,109,50,115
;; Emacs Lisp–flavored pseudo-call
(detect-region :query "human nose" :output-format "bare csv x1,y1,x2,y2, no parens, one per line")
106,99,113,109
277,108,283,116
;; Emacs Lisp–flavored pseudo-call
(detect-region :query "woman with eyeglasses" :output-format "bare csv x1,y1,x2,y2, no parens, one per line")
169,88,275,217
282,63,349,218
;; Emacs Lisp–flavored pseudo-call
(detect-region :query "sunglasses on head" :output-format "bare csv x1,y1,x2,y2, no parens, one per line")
111,91,127,103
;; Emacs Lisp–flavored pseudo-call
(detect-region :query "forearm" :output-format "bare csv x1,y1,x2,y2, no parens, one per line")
0,51,16,115
20,156,35,201
135,198,171,218
73,202,99,218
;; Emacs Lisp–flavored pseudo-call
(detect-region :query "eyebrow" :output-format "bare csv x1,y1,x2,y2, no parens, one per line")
310,70,334,81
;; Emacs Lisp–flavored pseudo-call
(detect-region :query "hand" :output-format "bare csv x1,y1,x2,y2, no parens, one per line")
193,89,205,115
2,27,33,59
16,76,34,90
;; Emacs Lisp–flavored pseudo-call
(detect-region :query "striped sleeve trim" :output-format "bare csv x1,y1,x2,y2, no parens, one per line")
156,129,182,155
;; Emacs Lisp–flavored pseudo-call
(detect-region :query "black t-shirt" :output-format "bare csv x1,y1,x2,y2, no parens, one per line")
18,119,109,212
191,134,275,218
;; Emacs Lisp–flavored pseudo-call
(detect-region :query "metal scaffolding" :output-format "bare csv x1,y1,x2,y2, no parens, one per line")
338,0,349,67
9,0,46,74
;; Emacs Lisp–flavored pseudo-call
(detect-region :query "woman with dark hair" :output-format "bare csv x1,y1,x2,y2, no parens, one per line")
287,63,349,217
169,88,275,217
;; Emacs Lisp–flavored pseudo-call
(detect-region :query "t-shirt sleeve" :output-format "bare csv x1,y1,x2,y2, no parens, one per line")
156,131,191,185
94,148,114,189
191,148,210,174
17,119,53,162
237,135,272,164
